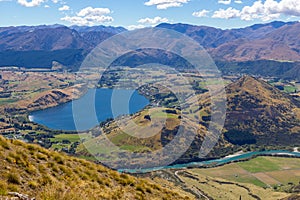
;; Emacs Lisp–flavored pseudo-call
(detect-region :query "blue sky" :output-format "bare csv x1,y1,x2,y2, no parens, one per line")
1,0,300,29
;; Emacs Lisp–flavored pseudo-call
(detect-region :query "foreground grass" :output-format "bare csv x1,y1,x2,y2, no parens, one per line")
0,136,191,200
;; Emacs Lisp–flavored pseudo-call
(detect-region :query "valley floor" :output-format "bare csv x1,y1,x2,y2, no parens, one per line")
145,156,300,200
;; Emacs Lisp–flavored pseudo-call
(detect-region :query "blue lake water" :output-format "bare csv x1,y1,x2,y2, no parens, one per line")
29,88,149,131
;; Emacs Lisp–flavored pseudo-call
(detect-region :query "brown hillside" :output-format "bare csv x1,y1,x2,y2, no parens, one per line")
224,76,300,145
0,136,191,200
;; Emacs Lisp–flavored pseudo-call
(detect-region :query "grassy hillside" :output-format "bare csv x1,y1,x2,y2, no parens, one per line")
224,76,300,146
78,76,300,166
0,136,192,200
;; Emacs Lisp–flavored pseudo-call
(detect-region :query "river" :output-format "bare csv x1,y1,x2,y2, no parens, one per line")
118,150,300,173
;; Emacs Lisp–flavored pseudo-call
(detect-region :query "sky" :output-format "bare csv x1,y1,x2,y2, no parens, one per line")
0,0,300,29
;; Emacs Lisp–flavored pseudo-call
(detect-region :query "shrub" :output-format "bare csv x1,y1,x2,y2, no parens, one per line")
136,185,145,194
7,184,18,192
59,166,73,177
0,139,10,150
28,181,38,189
38,175,53,186
25,164,37,174
52,165,59,173
38,165,46,173
7,172,21,185
36,153,48,161
12,140,24,147
27,144,36,150
6,156,14,163
145,187,152,193
0,181,7,195
54,155,64,164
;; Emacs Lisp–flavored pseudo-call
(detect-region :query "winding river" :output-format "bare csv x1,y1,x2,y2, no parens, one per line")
118,150,300,173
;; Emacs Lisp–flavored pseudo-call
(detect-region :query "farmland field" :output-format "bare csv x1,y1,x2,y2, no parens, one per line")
187,156,300,189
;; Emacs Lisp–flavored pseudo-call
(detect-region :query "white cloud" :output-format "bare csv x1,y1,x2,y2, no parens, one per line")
144,0,189,9
17,0,45,7
213,0,300,21
234,0,243,3
44,4,50,8
61,7,113,26
138,16,169,24
218,0,231,5
58,5,69,11
127,24,146,30
52,0,58,3
77,7,110,17
212,7,241,19
218,0,243,4
192,9,210,17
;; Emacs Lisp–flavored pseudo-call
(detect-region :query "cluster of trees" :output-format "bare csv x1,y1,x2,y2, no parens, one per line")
224,130,256,145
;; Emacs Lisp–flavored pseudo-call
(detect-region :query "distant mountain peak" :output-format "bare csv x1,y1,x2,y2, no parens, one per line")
249,21,298,30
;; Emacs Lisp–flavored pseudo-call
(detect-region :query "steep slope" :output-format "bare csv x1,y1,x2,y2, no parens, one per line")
0,136,191,200
211,22,300,61
71,25,127,47
157,21,299,50
0,25,127,69
157,23,235,48
0,26,90,51
224,76,300,145
0,26,90,69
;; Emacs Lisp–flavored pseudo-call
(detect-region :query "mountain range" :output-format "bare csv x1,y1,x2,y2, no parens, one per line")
158,21,300,61
1,21,300,78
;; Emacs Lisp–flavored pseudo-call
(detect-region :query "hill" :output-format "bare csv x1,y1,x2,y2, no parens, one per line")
223,76,300,146
172,76,300,159
77,76,300,166
0,136,191,200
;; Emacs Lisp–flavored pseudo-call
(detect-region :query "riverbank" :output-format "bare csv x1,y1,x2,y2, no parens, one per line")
119,150,300,174
224,150,244,158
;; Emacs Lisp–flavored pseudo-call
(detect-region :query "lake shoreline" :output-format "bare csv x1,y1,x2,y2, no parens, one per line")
29,88,150,131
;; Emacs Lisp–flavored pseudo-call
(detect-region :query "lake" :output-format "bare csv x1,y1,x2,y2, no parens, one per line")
29,88,149,131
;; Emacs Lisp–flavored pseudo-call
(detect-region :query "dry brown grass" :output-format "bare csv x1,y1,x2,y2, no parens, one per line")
0,136,192,200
